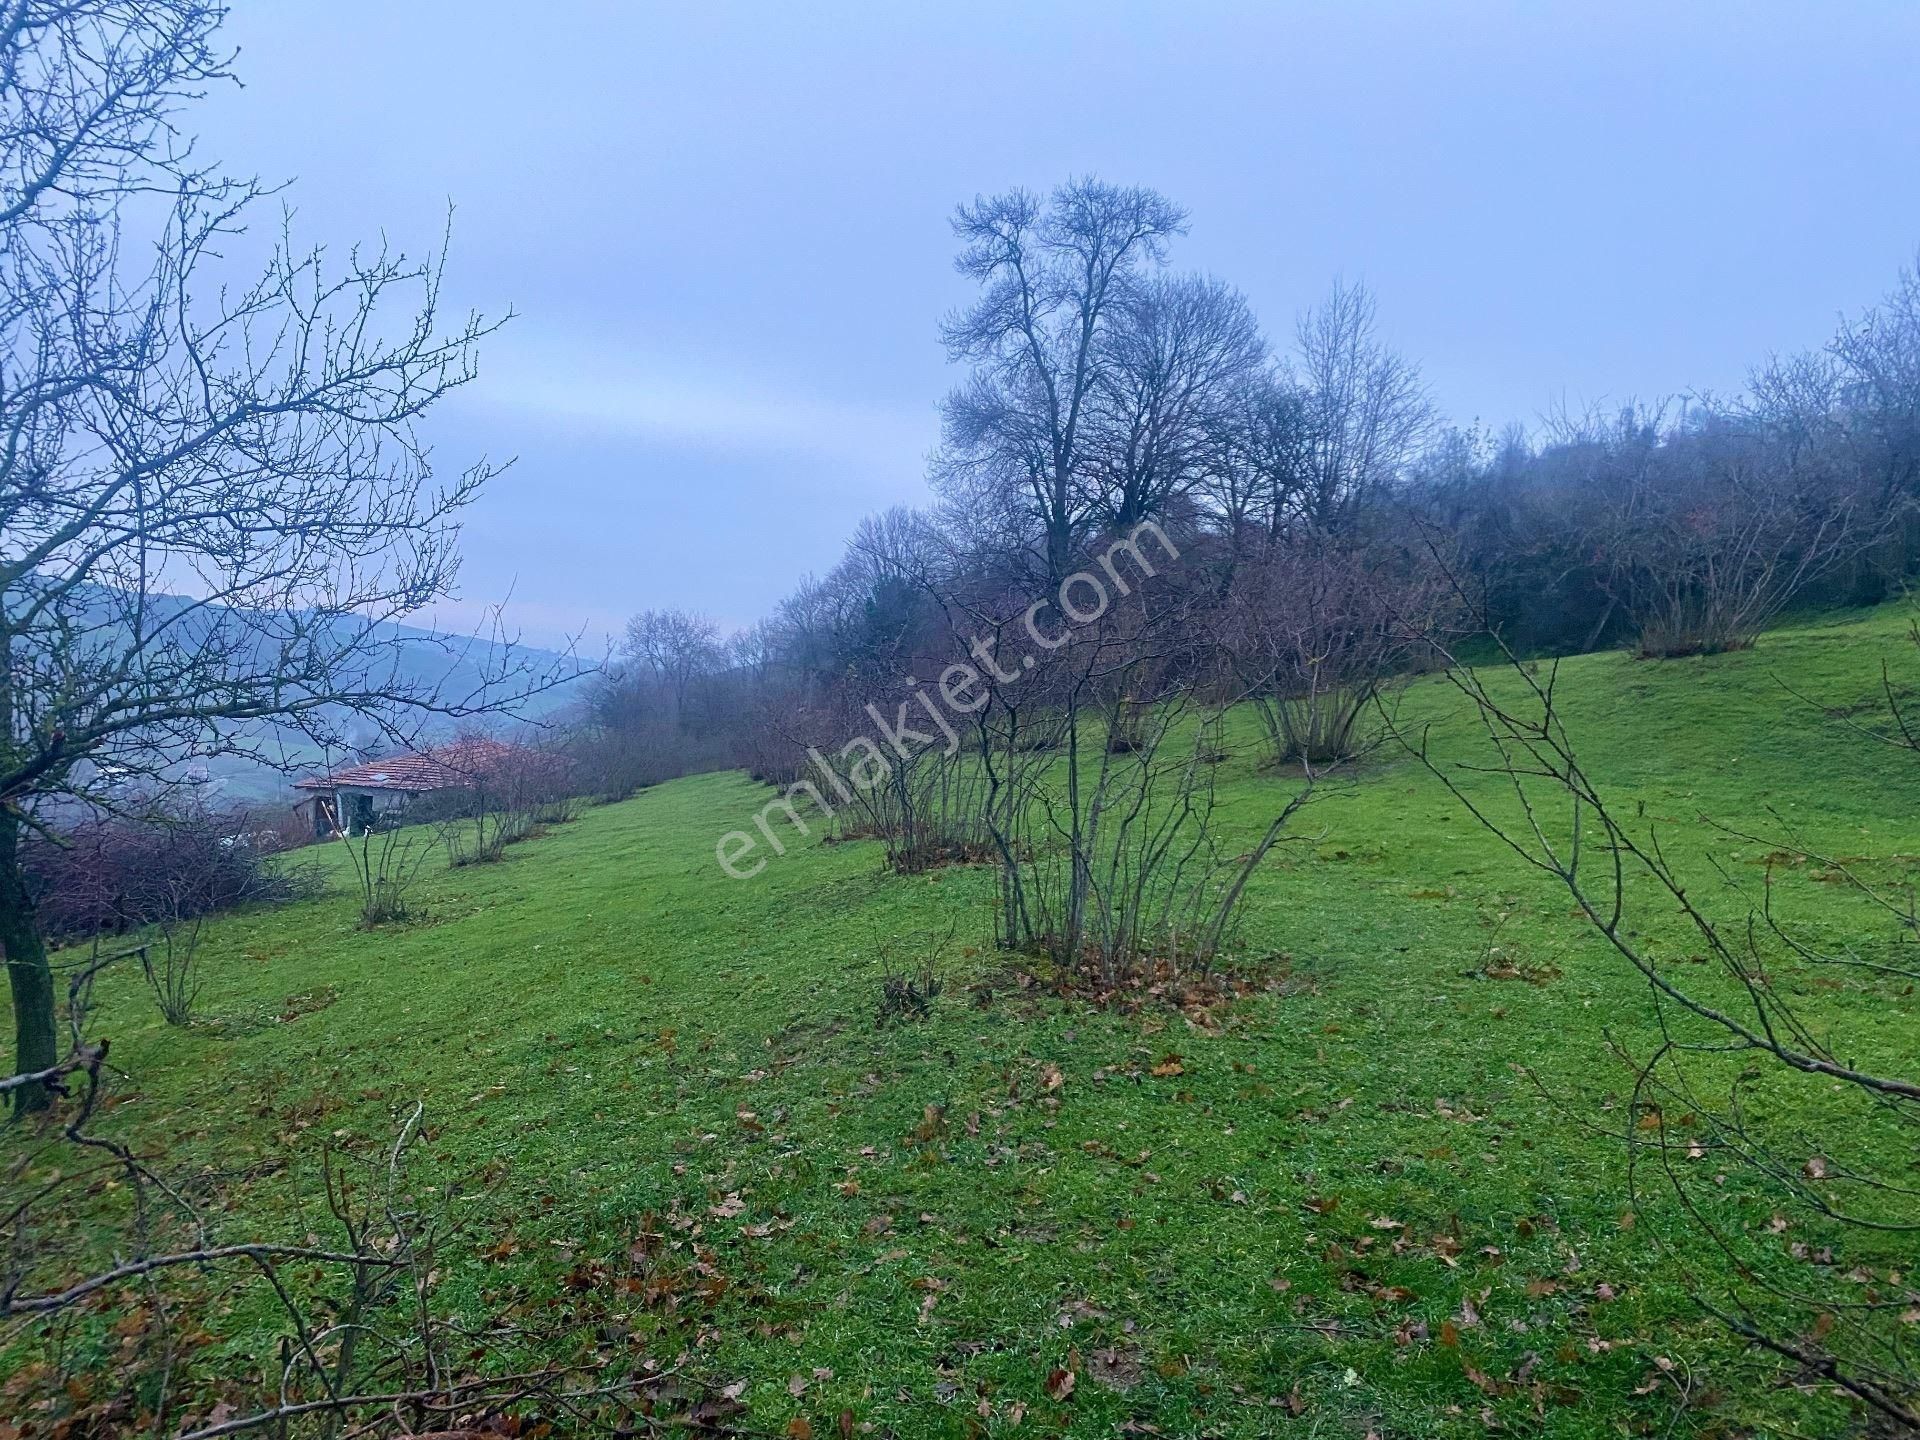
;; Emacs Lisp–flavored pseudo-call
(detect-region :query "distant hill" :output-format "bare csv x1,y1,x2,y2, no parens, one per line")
48,585,594,806
226,618,590,804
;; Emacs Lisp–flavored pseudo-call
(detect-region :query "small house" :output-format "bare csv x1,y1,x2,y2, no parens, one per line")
292,737,526,837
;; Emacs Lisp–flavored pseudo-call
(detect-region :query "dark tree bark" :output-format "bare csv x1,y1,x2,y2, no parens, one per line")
2,813,56,1108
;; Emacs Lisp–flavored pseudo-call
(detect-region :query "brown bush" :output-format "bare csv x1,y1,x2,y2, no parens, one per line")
25,799,322,946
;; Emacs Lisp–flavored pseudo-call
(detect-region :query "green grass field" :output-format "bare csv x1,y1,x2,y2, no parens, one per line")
11,604,1920,1438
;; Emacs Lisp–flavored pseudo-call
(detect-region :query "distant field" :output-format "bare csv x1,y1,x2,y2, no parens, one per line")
11,604,1920,1437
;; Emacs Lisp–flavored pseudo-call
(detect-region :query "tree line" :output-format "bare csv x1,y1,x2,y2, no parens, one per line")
582,179,1920,802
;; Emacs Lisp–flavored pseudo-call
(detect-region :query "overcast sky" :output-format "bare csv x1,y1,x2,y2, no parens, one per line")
194,1,1920,648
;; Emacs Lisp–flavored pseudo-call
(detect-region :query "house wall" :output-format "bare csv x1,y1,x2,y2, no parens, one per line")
339,788,412,814
302,787,416,837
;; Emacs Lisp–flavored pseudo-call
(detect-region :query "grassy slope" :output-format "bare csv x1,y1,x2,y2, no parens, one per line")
12,605,1920,1437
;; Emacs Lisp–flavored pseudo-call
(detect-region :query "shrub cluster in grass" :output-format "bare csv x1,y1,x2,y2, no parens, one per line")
24,799,323,946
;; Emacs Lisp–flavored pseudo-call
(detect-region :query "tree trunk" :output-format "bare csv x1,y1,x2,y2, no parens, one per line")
2,809,56,1111
1579,594,1619,655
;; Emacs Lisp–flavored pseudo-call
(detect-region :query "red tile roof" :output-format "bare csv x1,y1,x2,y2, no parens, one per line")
294,738,524,794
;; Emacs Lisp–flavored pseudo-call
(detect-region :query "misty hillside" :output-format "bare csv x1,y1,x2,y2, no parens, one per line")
58,584,592,805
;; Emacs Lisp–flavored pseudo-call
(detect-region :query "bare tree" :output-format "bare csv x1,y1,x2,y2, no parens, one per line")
1083,273,1266,530
1292,281,1435,531
1830,250,1920,511
620,607,723,725
0,3,558,1106
936,179,1188,584
1200,369,1313,555
845,504,946,589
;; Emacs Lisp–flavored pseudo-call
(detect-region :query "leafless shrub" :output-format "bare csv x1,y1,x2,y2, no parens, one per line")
876,743,998,872
537,791,581,826
1621,441,1852,658
1219,531,1444,766
1531,402,1861,660
25,801,319,947
409,737,575,866
875,922,956,1027
936,577,1315,989
343,827,430,927
142,914,204,1025
815,726,997,874
1008,687,1310,987
1391,609,1920,1429
757,673,996,876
